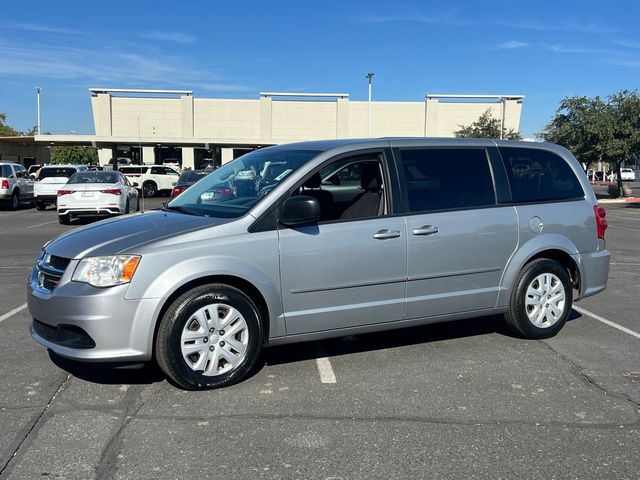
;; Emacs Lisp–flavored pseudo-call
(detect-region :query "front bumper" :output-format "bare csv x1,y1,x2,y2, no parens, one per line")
28,263,160,362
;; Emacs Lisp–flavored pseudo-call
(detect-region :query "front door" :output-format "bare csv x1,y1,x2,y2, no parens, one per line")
278,152,407,335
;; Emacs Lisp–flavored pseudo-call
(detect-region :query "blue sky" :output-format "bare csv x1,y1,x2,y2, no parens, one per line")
1,0,639,138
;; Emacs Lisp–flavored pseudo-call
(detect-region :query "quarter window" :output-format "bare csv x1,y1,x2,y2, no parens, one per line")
499,147,584,202
399,148,496,213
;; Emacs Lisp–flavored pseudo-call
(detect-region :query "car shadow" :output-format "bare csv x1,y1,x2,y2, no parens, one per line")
262,309,582,368
49,351,165,385
48,309,584,387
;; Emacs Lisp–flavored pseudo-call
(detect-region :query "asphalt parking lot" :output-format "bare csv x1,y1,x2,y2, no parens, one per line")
0,193,639,479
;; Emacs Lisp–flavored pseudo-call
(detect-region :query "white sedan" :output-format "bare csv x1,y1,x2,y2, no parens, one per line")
57,171,139,225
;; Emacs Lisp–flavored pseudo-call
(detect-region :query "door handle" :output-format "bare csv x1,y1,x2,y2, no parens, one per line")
372,229,401,240
411,225,439,236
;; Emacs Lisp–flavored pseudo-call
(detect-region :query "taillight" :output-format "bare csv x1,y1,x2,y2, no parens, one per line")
171,186,186,197
101,188,122,195
57,189,73,196
594,205,607,240
1,179,8,189
215,187,234,196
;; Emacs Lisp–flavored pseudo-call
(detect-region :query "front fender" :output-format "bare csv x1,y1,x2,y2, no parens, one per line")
127,254,285,343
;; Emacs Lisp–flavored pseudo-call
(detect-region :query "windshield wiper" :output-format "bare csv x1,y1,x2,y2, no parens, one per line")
163,204,201,216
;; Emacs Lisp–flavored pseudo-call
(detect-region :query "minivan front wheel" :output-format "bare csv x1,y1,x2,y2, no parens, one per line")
155,284,264,390
505,259,572,339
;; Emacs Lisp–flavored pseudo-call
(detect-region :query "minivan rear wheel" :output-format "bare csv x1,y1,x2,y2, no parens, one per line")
155,284,263,390
504,259,572,339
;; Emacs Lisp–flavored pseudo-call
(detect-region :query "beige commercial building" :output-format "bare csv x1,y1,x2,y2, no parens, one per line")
1,89,524,169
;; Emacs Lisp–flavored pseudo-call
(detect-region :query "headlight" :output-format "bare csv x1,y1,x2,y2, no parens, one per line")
72,255,141,287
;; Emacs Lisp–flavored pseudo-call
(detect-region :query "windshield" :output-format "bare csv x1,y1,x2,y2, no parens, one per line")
168,148,321,218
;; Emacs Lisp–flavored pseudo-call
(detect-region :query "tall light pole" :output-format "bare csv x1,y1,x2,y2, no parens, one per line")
35,87,42,135
366,72,375,137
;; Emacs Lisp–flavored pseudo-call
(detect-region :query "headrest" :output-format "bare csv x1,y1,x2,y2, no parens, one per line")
303,172,322,189
361,163,382,190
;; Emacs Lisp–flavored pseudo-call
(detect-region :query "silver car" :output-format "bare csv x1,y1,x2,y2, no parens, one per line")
0,162,34,209
28,139,610,390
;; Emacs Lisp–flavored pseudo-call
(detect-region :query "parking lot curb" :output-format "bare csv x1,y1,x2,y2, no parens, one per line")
597,197,640,204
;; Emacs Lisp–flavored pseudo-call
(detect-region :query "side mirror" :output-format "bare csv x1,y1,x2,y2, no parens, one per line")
29,174,36,180
279,195,320,227
132,182,139,187
171,182,176,186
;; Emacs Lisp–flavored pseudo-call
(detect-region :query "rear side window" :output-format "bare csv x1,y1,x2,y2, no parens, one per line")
499,147,584,203
1,165,11,177
399,148,496,213
120,167,145,175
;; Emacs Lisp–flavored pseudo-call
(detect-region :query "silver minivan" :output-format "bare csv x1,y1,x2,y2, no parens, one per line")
28,139,610,389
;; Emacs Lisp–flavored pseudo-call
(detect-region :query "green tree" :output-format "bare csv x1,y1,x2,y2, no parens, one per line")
540,90,640,197
50,145,98,164
0,112,19,136
454,109,522,140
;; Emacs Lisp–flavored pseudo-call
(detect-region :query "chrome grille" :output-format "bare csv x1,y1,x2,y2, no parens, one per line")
36,253,70,292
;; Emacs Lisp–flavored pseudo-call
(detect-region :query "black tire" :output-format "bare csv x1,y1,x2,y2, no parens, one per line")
124,200,130,214
155,284,264,390
504,259,572,339
135,197,141,211
9,190,19,210
36,202,46,211
58,214,71,225
142,182,157,197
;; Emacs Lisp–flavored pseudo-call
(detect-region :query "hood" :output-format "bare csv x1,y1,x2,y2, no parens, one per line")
44,211,233,259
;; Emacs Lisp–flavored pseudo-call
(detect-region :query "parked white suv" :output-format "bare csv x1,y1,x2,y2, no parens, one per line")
620,168,636,181
0,162,34,210
118,165,180,197
34,165,89,210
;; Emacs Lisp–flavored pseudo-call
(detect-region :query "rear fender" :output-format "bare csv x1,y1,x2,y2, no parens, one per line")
497,233,580,307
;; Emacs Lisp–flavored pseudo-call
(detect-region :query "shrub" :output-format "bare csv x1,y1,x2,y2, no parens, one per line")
607,181,632,198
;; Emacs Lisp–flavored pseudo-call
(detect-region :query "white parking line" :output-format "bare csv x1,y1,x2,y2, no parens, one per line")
574,305,640,339
25,220,59,229
605,214,640,222
0,210,31,217
316,357,337,384
0,303,27,323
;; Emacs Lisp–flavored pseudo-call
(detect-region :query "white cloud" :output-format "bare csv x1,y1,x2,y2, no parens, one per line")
140,31,196,44
0,20,78,35
348,8,472,27
498,40,528,49
614,39,640,50
0,41,250,93
493,18,615,35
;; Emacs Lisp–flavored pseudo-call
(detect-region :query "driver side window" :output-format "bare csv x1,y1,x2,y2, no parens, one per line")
298,153,387,222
